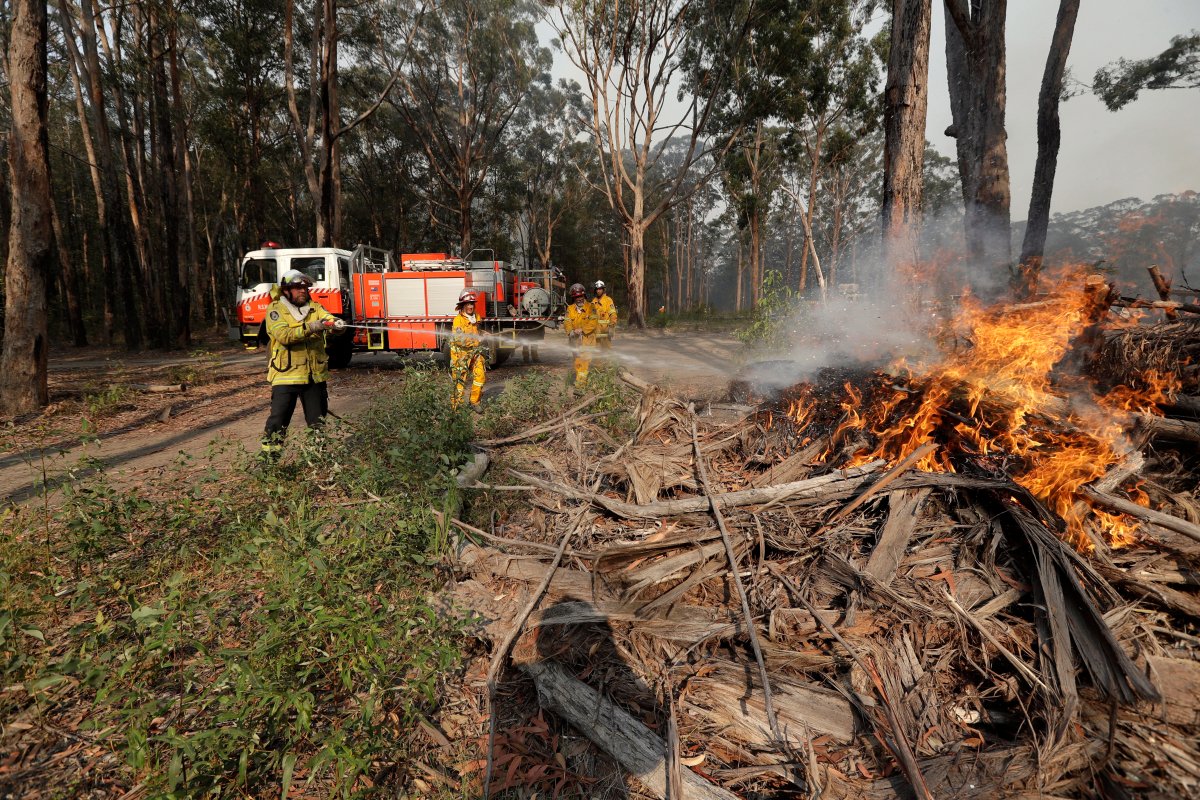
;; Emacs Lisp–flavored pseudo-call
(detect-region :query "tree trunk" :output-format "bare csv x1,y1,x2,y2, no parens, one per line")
944,0,1011,285
77,0,141,348
50,201,87,346
1,0,52,413
317,0,339,247
95,4,149,348
797,125,824,294
747,122,765,306
58,0,109,344
735,231,745,313
168,0,200,329
627,222,647,327
1016,0,1080,297
151,3,185,347
882,0,931,273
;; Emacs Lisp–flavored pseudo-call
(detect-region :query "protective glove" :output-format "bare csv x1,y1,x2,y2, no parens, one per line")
305,319,326,333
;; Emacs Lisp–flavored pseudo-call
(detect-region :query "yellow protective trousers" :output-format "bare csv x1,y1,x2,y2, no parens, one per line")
451,350,486,407
573,349,593,388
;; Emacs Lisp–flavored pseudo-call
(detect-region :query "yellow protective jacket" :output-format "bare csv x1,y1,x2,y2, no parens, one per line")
564,301,598,346
592,294,617,333
450,312,484,357
265,297,337,385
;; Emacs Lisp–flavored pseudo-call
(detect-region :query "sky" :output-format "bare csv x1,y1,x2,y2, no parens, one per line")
927,0,1200,215
543,1,1200,216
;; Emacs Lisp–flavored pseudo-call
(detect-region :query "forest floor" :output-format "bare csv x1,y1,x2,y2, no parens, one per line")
0,328,741,505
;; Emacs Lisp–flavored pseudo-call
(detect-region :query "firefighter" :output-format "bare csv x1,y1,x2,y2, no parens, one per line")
260,269,348,461
592,280,617,351
450,290,487,411
564,283,598,389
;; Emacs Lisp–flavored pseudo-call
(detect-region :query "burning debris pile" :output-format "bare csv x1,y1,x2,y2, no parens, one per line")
443,279,1200,798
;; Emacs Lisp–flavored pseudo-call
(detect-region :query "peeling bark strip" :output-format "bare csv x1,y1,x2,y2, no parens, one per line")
1,0,53,413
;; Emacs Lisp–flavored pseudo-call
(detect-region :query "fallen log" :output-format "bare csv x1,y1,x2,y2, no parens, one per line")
522,659,741,800
130,382,187,392
1134,414,1200,444
1163,394,1200,416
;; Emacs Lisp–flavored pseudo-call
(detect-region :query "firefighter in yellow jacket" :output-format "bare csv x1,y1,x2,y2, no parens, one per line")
591,280,617,350
450,290,487,411
261,269,347,459
564,283,598,388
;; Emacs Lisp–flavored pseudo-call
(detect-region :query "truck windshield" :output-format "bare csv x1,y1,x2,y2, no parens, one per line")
291,256,327,283
241,258,276,289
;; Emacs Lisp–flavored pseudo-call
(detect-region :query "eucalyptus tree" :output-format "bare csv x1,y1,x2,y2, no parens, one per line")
881,0,931,273
554,0,753,326
1016,0,1079,296
389,0,548,255
943,0,1010,279
1,0,53,412
508,78,590,270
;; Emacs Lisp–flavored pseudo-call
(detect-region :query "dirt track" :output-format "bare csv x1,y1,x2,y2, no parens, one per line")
0,329,741,504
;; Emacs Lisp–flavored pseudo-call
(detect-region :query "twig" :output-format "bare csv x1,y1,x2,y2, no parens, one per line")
939,586,1052,697
431,509,596,558
477,401,605,447
824,442,937,526
690,412,782,744
482,501,593,797
768,564,934,800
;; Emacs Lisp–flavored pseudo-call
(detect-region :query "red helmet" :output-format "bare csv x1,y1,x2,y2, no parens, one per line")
457,290,477,306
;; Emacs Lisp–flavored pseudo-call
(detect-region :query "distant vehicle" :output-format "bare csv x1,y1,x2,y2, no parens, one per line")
232,243,565,368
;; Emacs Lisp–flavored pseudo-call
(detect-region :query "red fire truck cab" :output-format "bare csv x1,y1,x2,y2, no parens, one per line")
233,244,564,368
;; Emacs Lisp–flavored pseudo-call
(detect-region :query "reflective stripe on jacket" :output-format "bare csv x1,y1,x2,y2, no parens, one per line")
265,298,336,385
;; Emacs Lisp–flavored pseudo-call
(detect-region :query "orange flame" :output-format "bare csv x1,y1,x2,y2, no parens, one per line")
789,269,1170,550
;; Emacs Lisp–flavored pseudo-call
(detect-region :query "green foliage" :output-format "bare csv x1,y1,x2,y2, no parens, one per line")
1094,30,1200,111
475,369,564,440
583,364,638,440
167,349,224,386
0,373,472,796
84,384,137,416
736,270,798,350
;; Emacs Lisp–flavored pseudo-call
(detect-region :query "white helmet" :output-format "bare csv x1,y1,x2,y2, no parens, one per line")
593,280,606,290
280,269,313,288
457,290,477,307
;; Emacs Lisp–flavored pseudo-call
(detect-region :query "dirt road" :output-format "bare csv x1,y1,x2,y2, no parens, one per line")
1,330,741,503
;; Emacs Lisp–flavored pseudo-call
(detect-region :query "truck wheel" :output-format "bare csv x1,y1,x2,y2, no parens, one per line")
489,347,513,368
437,326,452,365
328,336,354,369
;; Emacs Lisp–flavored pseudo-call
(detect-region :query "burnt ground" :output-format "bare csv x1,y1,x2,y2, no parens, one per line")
0,329,740,504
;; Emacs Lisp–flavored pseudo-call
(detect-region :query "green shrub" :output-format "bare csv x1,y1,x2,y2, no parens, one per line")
167,349,225,386
84,384,137,416
735,270,800,350
1,370,473,797
475,369,564,440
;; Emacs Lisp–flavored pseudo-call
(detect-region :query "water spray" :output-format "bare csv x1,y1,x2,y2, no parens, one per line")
333,321,646,366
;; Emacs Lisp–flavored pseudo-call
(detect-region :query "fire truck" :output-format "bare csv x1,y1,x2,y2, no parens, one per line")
233,244,565,368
